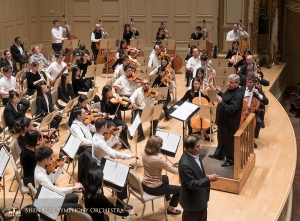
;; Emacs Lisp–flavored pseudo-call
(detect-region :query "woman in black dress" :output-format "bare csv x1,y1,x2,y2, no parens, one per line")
123,24,139,44
27,61,47,96
57,73,75,108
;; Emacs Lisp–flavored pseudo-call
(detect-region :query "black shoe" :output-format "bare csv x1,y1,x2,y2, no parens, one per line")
254,143,257,148
167,209,181,215
261,123,265,128
137,134,145,143
116,201,133,210
221,161,234,167
129,135,133,140
165,115,172,121
208,154,225,160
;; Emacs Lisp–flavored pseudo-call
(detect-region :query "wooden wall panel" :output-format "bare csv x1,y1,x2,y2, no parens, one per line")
4,26,14,48
39,0,64,16
73,20,91,47
73,0,91,15
3,1,13,22
128,0,146,16
28,0,37,17
29,21,38,44
16,23,27,39
174,21,190,42
226,0,243,23
174,0,190,17
101,0,119,16
197,0,214,16
16,0,26,20
151,0,168,17
40,21,54,42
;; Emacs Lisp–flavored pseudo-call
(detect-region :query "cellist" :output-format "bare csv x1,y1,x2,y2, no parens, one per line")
226,40,242,68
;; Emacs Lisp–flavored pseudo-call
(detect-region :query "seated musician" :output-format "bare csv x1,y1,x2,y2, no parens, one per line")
188,67,214,90
112,49,128,71
129,78,160,142
142,136,181,215
226,23,249,41
57,73,75,109
92,118,137,208
101,85,131,148
0,50,19,76
85,168,135,221
226,40,241,68
114,55,130,79
156,27,171,41
34,146,83,219
112,65,139,97
191,26,208,40
192,54,216,79
180,77,212,141
241,75,269,147
27,61,47,96
45,53,68,85
116,39,128,59
149,56,175,79
76,52,92,80
151,66,172,121
73,44,90,57
69,105,103,154
3,90,29,131
184,45,197,86
148,44,162,68
186,47,201,85
29,45,50,67
19,205,40,221
10,37,25,67
234,49,252,70
36,84,62,131
123,24,139,44
14,118,34,152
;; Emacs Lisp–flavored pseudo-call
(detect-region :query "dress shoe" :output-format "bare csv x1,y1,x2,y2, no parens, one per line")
137,134,145,143
116,201,133,210
261,123,265,128
254,142,257,148
165,115,172,121
221,161,234,167
167,209,181,215
208,154,225,160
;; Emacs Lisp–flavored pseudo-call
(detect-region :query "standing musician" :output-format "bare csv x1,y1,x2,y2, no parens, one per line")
36,84,62,131
156,27,171,41
4,91,29,131
51,19,70,54
112,65,139,97
114,56,130,79
129,78,160,142
29,45,50,67
192,54,216,80
123,23,139,44
27,61,47,96
190,26,208,40
151,66,172,121
148,44,162,67
10,37,26,67
101,85,131,148
57,73,75,108
226,40,242,67
209,74,244,167
0,50,19,76
91,23,103,61
226,23,249,41
92,118,137,208
45,53,68,85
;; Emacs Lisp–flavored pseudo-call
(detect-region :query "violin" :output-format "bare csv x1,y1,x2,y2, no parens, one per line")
104,126,120,141
127,72,143,83
144,87,166,99
85,112,103,124
46,156,66,173
160,74,172,87
109,93,131,107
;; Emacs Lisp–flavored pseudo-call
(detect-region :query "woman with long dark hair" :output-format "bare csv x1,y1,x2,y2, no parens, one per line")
123,24,139,44
27,61,47,96
57,73,75,108
156,27,171,41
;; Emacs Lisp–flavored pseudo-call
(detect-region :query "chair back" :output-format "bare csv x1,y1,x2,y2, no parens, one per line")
11,139,22,162
31,91,37,100
66,211,92,221
1,111,8,129
11,160,28,194
127,171,145,200
51,90,58,106
28,183,37,202
23,79,28,91
91,102,101,111
30,99,37,118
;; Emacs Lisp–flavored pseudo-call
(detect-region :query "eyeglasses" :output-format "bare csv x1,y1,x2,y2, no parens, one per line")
227,80,237,85
142,83,150,85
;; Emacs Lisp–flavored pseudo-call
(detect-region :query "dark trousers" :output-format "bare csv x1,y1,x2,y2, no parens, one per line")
50,115,62,129
133,109,158,136
52,43,62,54
182,207,207,221
213,126,234,163
142,175,180,207
117,183,128,201
255,113,262,139
185,70,193,86
91,45,99,61
107,118,130,148
77,145,92,155
159,91,171,118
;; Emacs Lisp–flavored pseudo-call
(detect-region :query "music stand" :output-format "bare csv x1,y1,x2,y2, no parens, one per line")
38,110,58,129
136,57,146,66
95,64,104,77
99,39,110,79
140,104,163,136
60,97,77,117
85,65,96,79
108,39,118,50
161,40,168,49
52,77,61,91
224,41,233,50
207,89,218,103
189,40,206,50
215,67,235,76
147,66,156,75
38,62,44,72
62,39,79,50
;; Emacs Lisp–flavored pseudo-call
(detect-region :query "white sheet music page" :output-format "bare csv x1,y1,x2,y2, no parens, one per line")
62,133,81,159
164,133,180,153
0,148,9,177
130,114,141,136
103,160,117,182
112,163,129,187
171,101,199,121
156,130,169,148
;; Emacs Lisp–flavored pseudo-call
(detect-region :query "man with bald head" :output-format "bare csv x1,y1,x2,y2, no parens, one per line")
226,23,249,41
148,44,162,67
91,23,103,60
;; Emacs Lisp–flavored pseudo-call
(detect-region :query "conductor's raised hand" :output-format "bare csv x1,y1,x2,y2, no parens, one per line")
216,94,222,103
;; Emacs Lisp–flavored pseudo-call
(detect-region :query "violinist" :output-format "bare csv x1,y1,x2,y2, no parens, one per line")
190,26,208,40
192,54,216,80
148,44,162,67
149,56,174,79
123,23,139,44
156,27,171,41
27,61,47,96
34,146,83,218
129,78,160,142
186,47,201,79
184,45,198,86
101,85,131,148
112,65,139,97
226,40,242,68
14,118,33,154
76,94,102,115
116,39,128,59
91,23,103,61
57,73,75,108
188,67,214,90
112,49,127,71
114,55,130,79
151,66,172,121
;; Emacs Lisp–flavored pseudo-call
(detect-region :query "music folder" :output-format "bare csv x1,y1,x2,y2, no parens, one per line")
99,157,130,192
170,101,200,121
156,129,181,158
61,133,81,160
0,146,10,181
33,183,66,221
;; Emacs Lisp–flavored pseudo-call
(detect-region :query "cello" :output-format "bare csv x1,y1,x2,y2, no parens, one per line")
62,14,78,63
239,89,260,127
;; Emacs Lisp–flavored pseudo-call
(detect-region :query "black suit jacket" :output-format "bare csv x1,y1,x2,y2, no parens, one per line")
36,92,54,115
4,102,26,129
179,151,210,212
10,44,24,61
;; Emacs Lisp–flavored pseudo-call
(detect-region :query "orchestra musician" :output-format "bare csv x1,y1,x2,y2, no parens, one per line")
129,78,160,142
0,50,19,76
188,67,214,91
14,118,34,152
76,53,92,78
225,40,241,67
190,26,208,40
51,19,70,54
149,55,174,78
76,94,101,114
101,85,131,148
186,47,201,86
192,54,216,80
3,90,29,131
234,49,252,70
45,53,68,85
57,73,75,108
29,45,50,67
10,37,26,67
156,27,171,41
226,23,249,41
123,23,139,44
91,23,103,61
184,45,198,86
114,56,130,79
148,44,162,67
72,66,90,96
73,44,89,57
116,39,128,59
142,136,181,215
27,61,47,96
208,74,244,167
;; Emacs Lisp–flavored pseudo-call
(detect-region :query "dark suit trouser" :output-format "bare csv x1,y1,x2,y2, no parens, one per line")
50,115,62,129
142,175,180,207
255,113,262,139
133,109,158,136
159,92,171,118
52,43,62,54
91,45,99,61
182,208,207,221
213,126,234,163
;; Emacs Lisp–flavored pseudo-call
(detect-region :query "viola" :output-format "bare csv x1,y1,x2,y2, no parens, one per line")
104,126,120,141
127,73,143,83
144,87,166,99
85,112,103,124
46,156,65,173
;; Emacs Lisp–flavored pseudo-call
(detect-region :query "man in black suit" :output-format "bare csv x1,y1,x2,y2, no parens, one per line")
10,37,25,67
179,136,219,221
0,50,19,76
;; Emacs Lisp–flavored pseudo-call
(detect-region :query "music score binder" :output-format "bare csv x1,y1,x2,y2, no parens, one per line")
170,101,200,121
99,157,130,192
61,133,81,160
156,129,181,158
33,183,66,221
0,146,10,181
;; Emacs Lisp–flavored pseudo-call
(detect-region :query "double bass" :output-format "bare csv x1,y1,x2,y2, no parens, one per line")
62,15,78,63
238,19,249,55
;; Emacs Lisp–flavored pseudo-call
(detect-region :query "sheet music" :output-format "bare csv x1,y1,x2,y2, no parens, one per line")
112,163,129,187
130,114,141,136
34,186,65,220
0,147,9,177
103,160,117,182
171,102,199,121
62,133,81,159
156,130,181,154
155,130,168,147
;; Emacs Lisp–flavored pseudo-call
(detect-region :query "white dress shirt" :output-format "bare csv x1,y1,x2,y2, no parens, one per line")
70,119,95,146
244,86,263,100
34,165,73,194
45,61,68,80
51,27,67,43
192,64,216,78
91,32,101,42
92,133,131,166
129,87,157,110
186,151,203,171
113,75,138,96
114,64,124,79
15,44,24,55
148,53,161,67
0,76,17,98
186,56,201,70
226,30,249,41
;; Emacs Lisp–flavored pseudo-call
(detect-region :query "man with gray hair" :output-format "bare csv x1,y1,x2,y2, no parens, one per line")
208,74,244,167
